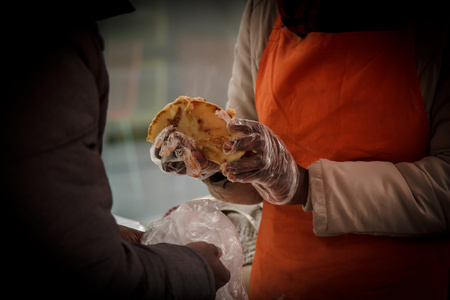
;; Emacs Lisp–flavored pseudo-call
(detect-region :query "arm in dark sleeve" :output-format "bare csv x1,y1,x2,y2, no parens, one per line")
2,16,214,299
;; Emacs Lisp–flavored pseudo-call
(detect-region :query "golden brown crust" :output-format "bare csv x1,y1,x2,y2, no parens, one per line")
147,96,244,164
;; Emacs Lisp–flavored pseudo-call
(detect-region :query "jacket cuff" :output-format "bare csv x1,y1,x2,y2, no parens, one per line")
307,160,328,237
133,243,215,299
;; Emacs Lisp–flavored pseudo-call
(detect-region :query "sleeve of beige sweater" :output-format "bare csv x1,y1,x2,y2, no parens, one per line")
225,0,450,237
227,0,277,121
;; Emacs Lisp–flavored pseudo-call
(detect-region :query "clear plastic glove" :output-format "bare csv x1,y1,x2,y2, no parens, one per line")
220,118,300,205
150,125,220,180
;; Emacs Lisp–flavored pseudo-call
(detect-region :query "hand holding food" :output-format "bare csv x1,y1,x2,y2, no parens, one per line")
147,96,244,179
147,96,301,204
220,118,300,205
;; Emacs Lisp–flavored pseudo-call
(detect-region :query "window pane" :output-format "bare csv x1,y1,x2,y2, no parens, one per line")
99,0,245,226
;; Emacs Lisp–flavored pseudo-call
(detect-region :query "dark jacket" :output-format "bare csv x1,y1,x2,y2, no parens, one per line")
2,2,215,299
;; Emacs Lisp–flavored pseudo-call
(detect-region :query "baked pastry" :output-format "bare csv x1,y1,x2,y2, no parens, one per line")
147,96,244,164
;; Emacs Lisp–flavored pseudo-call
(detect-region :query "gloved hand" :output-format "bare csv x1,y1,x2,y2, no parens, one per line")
220,118,300,205
150,125,220,179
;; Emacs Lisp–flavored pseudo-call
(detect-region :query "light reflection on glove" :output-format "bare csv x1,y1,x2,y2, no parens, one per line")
220,118,300,205
150,125,220,180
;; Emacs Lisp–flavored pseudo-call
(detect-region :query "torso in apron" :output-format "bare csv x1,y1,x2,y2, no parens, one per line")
251,15,449,300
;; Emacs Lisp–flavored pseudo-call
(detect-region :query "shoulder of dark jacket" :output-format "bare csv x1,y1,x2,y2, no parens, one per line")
5,0,135,22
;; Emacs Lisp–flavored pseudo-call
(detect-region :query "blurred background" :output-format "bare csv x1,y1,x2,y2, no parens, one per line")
99,0,246,227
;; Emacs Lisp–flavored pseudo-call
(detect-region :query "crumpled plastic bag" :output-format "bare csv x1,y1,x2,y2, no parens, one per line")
141,199,248,300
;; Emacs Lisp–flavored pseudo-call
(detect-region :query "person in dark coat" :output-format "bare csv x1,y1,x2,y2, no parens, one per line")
2,1,230,298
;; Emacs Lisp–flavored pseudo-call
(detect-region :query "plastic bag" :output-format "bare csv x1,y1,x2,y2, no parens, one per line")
141,199,248,300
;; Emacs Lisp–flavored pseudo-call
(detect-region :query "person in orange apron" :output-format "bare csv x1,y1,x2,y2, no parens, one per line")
217,1,450,299
152,0,450,298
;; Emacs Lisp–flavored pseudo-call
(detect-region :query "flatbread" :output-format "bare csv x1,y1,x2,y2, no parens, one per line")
147,96,244,164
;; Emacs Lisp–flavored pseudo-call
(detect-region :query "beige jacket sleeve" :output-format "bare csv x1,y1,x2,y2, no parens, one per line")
222,0,450,237
227,0,278,120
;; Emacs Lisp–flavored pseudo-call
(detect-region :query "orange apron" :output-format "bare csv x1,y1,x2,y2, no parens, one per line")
251,15,450,299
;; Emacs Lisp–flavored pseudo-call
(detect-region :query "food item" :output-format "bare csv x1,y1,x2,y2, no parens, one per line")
147,96,244,164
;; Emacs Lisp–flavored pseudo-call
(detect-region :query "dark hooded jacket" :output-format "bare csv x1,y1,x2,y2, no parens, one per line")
2,1,215,299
